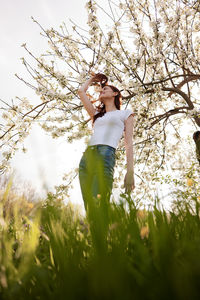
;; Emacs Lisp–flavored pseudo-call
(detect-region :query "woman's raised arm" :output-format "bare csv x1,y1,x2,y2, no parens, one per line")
78,76,97,119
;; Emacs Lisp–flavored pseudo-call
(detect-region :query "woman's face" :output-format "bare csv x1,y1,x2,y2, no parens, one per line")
99,86,116,100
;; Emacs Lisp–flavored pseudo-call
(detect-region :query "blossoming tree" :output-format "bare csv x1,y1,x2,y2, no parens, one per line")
1,0,200,205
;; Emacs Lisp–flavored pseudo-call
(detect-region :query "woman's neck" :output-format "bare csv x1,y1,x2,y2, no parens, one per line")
105,105,117,112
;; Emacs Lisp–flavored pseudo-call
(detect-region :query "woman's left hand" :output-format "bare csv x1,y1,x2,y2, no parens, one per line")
124,172,135,193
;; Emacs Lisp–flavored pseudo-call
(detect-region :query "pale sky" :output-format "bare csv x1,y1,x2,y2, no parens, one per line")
0,0,92,211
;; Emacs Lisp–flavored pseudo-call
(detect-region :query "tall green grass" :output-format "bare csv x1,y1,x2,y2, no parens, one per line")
1,183,200,299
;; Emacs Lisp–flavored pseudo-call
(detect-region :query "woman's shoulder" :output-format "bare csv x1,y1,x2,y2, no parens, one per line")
121,109,134,121
123,108,134,113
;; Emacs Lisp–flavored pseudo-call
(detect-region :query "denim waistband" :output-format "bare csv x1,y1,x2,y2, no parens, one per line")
86,144,116,152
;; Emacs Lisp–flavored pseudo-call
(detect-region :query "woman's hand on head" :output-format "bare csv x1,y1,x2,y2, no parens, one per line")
90,74,102,83
90,73,108,85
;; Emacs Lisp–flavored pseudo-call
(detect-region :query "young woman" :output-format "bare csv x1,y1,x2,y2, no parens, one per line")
78,73,135,212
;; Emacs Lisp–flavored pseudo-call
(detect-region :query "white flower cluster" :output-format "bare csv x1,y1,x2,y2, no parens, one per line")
85,0,100,47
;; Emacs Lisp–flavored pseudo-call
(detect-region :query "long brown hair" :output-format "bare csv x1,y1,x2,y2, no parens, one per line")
92,76,122,124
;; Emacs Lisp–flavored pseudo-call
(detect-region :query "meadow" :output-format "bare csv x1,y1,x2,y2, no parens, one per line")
0,181,200,300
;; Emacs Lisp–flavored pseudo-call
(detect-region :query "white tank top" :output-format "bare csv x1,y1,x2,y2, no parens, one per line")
88,109,134,149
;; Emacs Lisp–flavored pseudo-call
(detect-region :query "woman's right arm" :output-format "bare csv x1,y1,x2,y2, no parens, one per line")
78,77,97,119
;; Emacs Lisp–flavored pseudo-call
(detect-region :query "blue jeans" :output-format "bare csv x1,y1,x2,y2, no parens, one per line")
78,144,116,211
